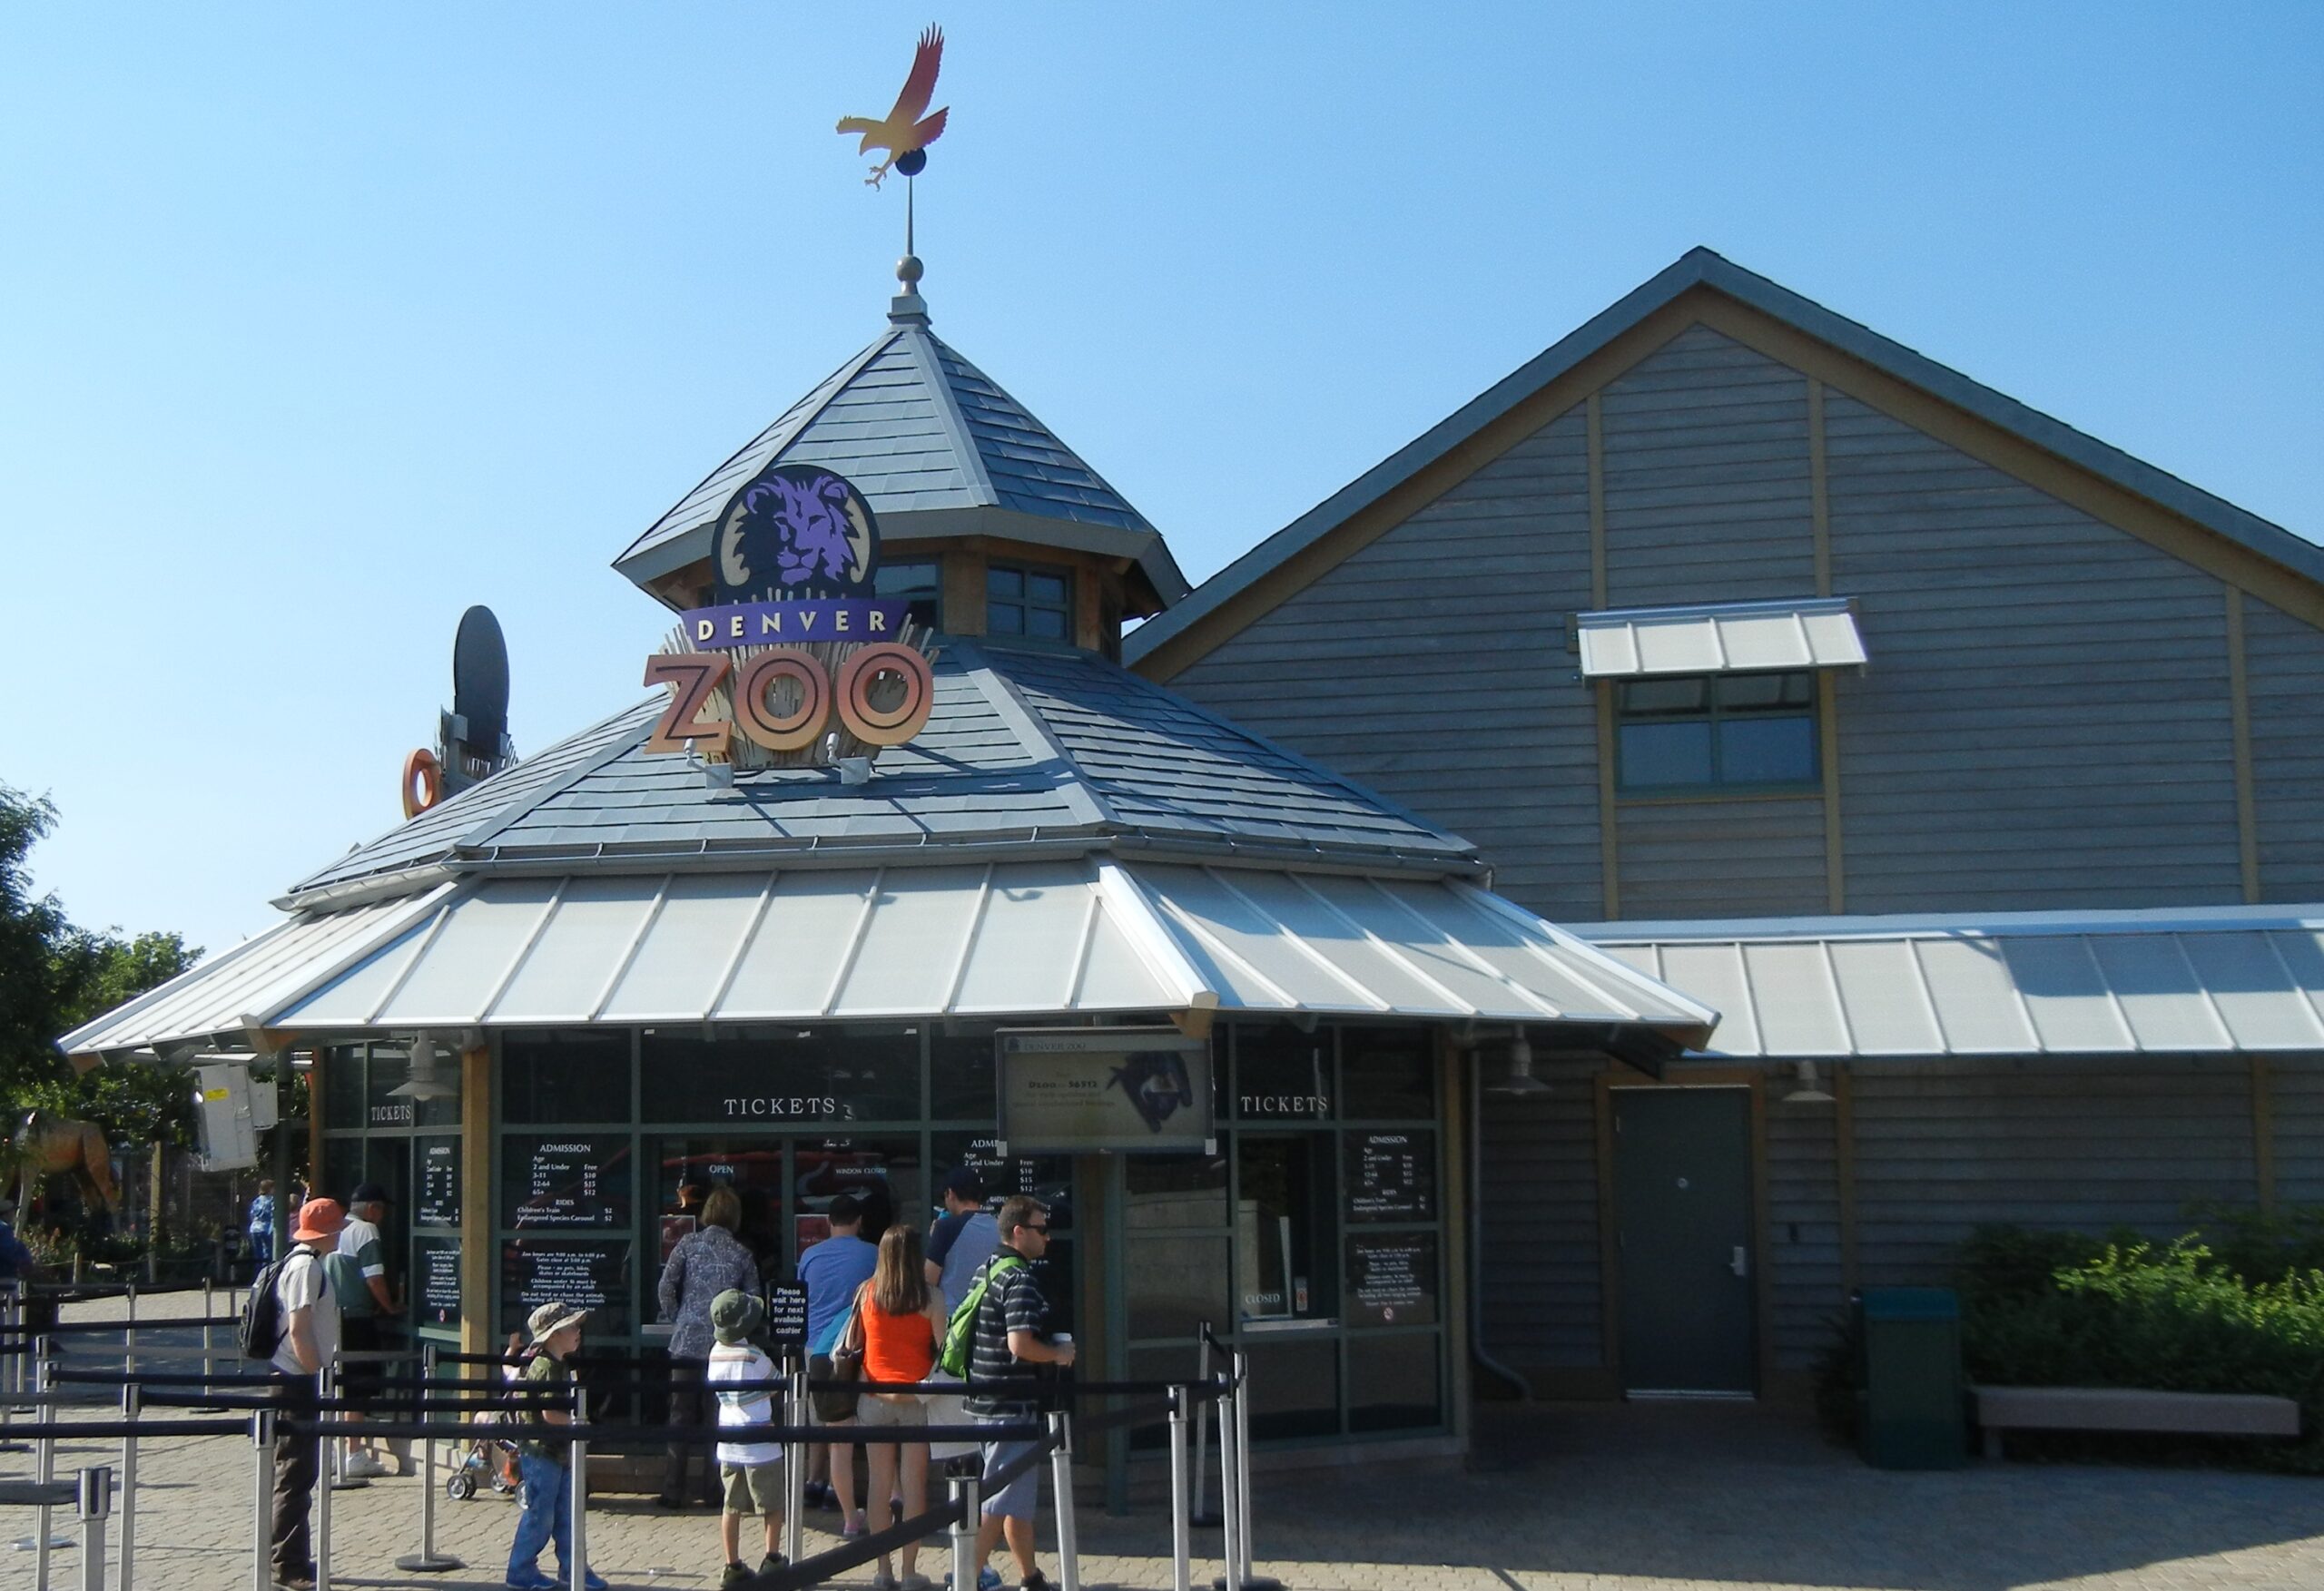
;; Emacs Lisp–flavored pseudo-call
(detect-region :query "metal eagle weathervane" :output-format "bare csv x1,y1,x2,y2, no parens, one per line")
837,25,949,187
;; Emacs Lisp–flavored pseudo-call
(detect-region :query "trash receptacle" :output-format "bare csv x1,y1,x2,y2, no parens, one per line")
1856,1286,1965,1469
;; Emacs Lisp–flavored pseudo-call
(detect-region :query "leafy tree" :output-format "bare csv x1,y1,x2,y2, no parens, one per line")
0,782,77,1097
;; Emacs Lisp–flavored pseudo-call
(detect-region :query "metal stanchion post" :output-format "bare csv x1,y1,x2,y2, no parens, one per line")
1210,1369,1238,1591
1048,1409,1080,1591
251,1409,272,1591
76,1467,111,1591
1166,1389,1191,1591
783,1358,805,1568
203,1281,215,1363
116,1383,138,1591
567,1404,589,1591
947,1469,981,1591
123,1284,136,1377
1225,1350,1279,1591
1191,1329,1213,1527
397,1344,462,1573
314,1376,333,1591
35,1343,57,1591
327,1356,365,1491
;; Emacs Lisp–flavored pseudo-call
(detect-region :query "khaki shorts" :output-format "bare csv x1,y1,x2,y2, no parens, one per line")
854,1392,928,1429
721,1459,783,1517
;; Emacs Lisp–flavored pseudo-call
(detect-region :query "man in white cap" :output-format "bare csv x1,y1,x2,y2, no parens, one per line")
506,1301,606,1591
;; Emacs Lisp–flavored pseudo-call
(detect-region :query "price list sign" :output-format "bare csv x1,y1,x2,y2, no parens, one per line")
1346,1131,1436,1224
417,1138,461,1228
504,1136,631,1229
415,1236,462,1327
501,1240,632,1336
1345,1232,1438,1328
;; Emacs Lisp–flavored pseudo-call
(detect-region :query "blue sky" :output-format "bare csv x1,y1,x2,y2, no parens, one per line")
4,4,2319,959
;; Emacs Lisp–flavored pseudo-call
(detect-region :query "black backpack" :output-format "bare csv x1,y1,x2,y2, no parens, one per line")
241,1249,327,1361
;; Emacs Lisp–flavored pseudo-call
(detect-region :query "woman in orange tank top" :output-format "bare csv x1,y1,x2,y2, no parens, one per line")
845,1224,948,1589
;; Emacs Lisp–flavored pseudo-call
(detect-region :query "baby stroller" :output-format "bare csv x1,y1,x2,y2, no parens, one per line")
446,1409,522,1500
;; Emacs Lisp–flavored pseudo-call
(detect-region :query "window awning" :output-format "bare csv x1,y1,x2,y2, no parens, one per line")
1581,906,2324,1058
1576,597,1866,679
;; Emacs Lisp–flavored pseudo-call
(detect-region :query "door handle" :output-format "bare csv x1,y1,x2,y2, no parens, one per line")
1730,1245,1748,1278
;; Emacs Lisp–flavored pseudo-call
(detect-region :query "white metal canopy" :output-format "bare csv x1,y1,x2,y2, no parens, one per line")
60,859,1717,1056
1576,596,1866,679
1583,905,2324,1058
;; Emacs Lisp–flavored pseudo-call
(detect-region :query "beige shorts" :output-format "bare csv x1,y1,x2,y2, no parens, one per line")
853,1392,929,1428
721,1459,783,1517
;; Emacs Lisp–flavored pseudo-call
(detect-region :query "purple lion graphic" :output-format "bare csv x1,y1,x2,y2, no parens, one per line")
752,469,855,587
714,463,881,601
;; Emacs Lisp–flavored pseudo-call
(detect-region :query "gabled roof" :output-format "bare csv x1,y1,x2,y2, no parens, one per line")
281,640,1478,910
1127,246,2324,673
614,292,1189,606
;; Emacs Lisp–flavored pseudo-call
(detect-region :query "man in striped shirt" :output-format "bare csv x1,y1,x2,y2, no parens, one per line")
964,1196,1074,1591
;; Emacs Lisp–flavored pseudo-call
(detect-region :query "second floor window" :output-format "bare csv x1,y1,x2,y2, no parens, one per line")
1616,671,1818,794
876,559,942,633
988,564,1072,641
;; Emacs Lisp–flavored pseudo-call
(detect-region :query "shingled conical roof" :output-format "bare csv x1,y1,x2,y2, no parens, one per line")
614,284,1187,607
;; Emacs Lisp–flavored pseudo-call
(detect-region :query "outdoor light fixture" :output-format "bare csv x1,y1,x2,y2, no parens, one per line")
388,1039,458,1101
1784,1058,1837,1105
1488,1031,1551,1095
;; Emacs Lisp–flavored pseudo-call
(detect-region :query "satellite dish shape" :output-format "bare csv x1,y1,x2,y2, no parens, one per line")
451,605,510,754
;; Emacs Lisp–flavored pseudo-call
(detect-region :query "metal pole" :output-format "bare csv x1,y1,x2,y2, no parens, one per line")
1190,1328,1212,1526
1212,1369,1238,1591
1232,1350,1254,1589
314,1373,332,1591
76,1467,111,1591
251,1409,271,1591
947,1469,980,1591
783,1360,804,1568
396,1344,462,1572
1167,1389,1191,1591
327,1356,365,1491
116,1383,138,1591
1048,1409,1080,1591
203,1280,215,1363
123,1283,136,1377
36,1342,56,1591
567,1409,588,1591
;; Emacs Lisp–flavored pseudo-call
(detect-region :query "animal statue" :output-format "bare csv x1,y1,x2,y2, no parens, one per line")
8,1110,119,1219
834,25,949,188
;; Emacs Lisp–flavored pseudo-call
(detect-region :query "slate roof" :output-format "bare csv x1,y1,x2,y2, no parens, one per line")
613,297,1188,603
281,640,1477,908
1126,246,2324,670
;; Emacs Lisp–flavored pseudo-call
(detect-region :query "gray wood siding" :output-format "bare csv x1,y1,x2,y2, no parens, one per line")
1616,798,1828,919
1170,409,1604,922
1601,325,1817,605
1825,392,2245,910
2244,598,2324,902
1476,1054,1604,1370
1765,1095,1843,1370
2271,1056,2324,1207
1852,1057,2259,1287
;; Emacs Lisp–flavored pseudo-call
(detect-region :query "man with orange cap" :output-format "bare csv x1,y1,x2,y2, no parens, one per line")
269,1197,346,1591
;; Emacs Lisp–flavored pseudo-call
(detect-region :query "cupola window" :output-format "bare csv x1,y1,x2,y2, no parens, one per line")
987,563,1073,642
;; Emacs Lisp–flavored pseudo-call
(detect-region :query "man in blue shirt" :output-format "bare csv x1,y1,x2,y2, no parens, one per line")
796,1193,879,1533
924,1169,1000,1311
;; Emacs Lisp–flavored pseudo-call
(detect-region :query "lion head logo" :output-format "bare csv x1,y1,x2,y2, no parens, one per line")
713,464,881,602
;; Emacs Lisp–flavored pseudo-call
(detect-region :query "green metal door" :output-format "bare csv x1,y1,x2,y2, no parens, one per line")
1610,1087,1755,1396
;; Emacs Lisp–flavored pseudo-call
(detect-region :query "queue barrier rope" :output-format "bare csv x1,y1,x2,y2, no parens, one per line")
0,1316,242,1335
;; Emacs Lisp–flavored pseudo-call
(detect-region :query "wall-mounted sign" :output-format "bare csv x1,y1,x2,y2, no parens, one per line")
996,1027,1213,1154
1346,1131,1435,1224
501,1239,632,1336
417,1138,461,1228
643,464,936,770
764,1281,810,1349
504,1136,631,1229
415,1237,462,1328
1346,1232,1437,1328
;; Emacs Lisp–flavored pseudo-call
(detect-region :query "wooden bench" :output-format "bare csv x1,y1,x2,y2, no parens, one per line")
1970,1384,2301,1458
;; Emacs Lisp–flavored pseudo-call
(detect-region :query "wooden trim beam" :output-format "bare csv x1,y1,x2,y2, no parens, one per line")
1595,681,1621,918
941,548,988,637
2226,586,2261,904
1440,1028,1472,1436
459,1044,491,1356
1586,393,1609,609
1592,1070,1621,1380
1819,672,1846,914
1834,1063,1858,1301
1807,378,1833,599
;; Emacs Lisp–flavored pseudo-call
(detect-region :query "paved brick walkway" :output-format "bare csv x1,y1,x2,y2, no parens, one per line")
4,1293,2321,1591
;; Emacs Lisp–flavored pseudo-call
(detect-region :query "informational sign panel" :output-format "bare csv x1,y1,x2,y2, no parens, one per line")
1346,1131,1436,1224
415,1236,462,1328
765,1281,810,1349
996,1027,1213,1153
502,1240,632,1335
1346,1233,1438,1328
505,1136,630,1229
417,1138,461,1229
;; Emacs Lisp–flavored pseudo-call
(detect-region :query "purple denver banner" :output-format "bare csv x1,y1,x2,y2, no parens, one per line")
682,600,912,648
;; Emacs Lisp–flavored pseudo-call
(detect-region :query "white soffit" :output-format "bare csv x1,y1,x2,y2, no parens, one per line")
1583,908,2324,1057
1577,597,1866,679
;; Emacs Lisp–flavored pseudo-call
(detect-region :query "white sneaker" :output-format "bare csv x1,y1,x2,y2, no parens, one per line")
345,1452,392,1478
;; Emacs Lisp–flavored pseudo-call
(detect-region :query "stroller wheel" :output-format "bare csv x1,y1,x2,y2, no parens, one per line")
447,1472,477,1501
490,1468,517,1495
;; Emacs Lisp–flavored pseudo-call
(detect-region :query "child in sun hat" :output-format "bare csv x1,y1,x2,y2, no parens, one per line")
705,1289,786,1590
506,1301,608,1591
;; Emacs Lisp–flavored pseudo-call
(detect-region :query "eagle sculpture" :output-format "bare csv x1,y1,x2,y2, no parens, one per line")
836,25,949,188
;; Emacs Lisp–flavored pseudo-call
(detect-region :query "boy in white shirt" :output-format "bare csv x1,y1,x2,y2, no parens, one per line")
705,1290,785,1591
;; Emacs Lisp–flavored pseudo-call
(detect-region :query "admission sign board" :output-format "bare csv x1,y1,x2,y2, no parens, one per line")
995,1027,1214,1154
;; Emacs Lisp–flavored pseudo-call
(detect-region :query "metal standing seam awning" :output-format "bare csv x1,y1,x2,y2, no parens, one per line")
59,859,1718,1057
1576,596,1867,679
1582,908,2324,1058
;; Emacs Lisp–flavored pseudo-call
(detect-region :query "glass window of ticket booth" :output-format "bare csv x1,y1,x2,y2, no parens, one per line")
318,1040,467,1345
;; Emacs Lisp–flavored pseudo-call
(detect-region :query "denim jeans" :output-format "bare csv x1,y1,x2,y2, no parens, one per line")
508,1454,572,1579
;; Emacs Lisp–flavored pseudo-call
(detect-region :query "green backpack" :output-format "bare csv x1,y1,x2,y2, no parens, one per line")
937,1252,1024,1379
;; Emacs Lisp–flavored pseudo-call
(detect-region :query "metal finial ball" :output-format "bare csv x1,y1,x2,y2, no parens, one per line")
896,255,924,287
895,148,928,178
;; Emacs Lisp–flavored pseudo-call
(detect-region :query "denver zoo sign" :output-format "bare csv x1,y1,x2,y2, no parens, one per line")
643,464,935,766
